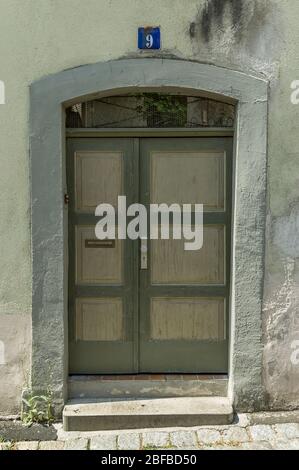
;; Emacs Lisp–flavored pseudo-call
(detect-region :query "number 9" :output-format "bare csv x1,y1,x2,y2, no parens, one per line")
145,34,153,48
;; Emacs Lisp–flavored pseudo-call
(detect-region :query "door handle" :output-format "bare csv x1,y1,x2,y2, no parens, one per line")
140,239,148,269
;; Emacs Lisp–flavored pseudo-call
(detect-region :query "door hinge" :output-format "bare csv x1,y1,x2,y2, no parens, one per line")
64,193,70,205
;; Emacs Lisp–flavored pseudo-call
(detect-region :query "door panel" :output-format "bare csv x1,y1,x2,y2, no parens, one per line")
75,150,122,211
151,150,225,210
150,297,225,341
75,297,124,341
151,225,225,285
75,226,123,284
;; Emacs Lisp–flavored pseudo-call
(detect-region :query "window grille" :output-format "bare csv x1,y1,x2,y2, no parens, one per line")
66,93,235,128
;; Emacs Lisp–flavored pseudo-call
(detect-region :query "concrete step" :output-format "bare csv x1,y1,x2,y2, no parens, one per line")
68,375,228,399
63,397,233,431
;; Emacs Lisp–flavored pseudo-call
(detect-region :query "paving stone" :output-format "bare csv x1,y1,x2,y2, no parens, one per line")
39,440,65,450
14,441,39,450
196,429,222,445
196,425,230,432
118,433,140,450
235,414,250,428
222,426,249,443
241,441,272,450
177,446,199,450
288,439,299,450
274,423,299,440
90,434,117,450
249,424,276,441
64,438,88,450
142,431,170,448
271,439,299,450
0,441,14,451
170,431,197,448
205,445,242,450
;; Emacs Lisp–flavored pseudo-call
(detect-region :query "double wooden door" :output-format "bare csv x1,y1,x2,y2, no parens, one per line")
67,137,232,374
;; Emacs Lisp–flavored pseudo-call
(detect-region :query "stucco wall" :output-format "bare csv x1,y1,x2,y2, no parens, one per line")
0,0,298,414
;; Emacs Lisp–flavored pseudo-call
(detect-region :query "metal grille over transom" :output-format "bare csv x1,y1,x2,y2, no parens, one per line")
66,93,235,129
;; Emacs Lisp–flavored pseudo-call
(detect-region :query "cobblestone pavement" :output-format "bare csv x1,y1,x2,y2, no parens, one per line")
1,418,299,450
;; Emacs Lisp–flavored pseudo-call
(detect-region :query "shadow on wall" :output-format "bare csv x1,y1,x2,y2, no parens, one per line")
188,0,282,72
191,0,243,43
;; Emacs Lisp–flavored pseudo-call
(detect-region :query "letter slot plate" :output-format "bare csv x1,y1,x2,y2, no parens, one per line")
85,239,115,248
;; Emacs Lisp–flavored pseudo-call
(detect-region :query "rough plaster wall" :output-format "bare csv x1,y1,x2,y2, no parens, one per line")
188,1,299,410
0,0,298,413
262,2,299,410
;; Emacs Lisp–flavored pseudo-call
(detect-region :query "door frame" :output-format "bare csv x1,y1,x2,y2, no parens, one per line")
30,58,268,414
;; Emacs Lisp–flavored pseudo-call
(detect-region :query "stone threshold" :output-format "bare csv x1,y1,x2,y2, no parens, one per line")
63,397,233,431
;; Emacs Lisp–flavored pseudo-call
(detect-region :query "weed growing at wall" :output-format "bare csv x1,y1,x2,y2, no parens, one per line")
21,390,54,426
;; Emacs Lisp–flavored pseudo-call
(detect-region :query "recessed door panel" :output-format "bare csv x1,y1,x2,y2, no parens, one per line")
75,151,122,211
151,225,225,285
75,297,124,341
75,226,123,284
151,151,225,210
150,297,225,341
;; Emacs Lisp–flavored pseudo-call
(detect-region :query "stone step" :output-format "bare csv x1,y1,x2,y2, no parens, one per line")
68,375,228,399
63,397,233,431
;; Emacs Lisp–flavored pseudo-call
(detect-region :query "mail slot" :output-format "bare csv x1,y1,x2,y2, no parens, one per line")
85,239,115,248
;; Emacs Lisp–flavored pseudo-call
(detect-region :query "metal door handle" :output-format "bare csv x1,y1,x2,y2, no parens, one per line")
140,239,148,269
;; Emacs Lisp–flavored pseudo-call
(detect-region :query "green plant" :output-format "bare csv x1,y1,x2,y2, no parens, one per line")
144,94,185,113
21,391,54,426
136,93,187,126
0,437,15,451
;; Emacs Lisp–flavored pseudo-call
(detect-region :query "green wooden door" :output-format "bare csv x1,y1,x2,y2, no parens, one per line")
67,137,232,374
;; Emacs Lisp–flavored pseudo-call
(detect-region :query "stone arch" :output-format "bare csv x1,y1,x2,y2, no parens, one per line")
30,59,268,413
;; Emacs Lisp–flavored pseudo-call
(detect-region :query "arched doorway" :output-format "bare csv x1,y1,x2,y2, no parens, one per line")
30,59,268,413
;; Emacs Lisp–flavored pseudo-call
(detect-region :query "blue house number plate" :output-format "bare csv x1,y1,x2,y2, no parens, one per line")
138,27,160,49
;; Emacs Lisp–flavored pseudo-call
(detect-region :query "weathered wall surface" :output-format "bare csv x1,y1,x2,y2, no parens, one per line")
0,0,298,413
